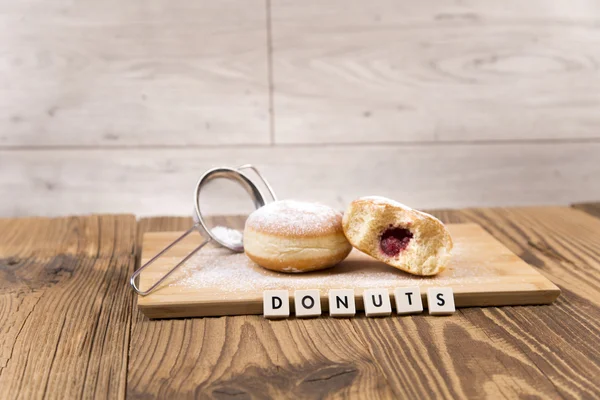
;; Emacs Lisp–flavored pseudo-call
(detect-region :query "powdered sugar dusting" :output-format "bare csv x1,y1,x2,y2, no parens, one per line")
165,240,500,294
245,200,343,236
211,226,243,246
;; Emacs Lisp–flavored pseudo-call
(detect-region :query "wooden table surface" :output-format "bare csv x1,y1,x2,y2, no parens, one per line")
1,204,600,399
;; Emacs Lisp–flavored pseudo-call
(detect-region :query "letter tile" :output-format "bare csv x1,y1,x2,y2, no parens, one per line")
427,287,456,315
263,290,290,319
363,288,392,317
394,287,423,315
328,289,356,317
294,289,322,318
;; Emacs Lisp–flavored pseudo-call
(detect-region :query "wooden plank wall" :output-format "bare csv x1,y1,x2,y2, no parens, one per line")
1,0,599,216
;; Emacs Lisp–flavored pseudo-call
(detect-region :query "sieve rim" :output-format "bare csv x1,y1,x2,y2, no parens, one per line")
193,167,267,251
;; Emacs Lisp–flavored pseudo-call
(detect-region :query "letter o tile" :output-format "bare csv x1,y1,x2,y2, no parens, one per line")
294,289,321,318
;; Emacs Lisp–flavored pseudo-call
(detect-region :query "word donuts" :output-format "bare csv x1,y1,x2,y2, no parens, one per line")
263,287,455,319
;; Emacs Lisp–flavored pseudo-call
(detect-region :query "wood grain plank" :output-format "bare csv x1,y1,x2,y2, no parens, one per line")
0,0,269,146
128,216,394,399
0,215,135,259
128,208,600,399
271,0,600,143
2,141,599,217
347,206,600,398
350,315,564,399
572,202,600,219
447,207,600,306
0,215,136,399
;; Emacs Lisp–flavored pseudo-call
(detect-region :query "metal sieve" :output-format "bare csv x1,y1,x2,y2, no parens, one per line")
130,164,277,295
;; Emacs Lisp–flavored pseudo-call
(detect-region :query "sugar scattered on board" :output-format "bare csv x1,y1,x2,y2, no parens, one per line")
166,240,497,293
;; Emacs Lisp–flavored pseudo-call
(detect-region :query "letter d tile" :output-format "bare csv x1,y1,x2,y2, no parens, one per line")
263,290,290,319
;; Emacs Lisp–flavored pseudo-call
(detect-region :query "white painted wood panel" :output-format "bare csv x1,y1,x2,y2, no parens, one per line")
271,0,600,144
0,0,269,146
1,142,598,217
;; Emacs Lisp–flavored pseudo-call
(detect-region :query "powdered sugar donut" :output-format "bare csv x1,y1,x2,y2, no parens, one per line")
244,200,352,273
342,196,453,276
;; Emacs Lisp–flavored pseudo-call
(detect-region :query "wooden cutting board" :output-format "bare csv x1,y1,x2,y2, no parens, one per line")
137,223,560,318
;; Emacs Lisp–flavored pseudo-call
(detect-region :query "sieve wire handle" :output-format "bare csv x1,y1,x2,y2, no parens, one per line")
237,164,278,203
131,164,275,296
130,224,211,296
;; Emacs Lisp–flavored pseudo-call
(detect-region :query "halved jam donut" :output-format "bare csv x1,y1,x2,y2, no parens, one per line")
380,227,413,257
342,196,453,276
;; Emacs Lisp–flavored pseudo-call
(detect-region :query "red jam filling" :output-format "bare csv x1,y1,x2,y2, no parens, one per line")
379,227,413,257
